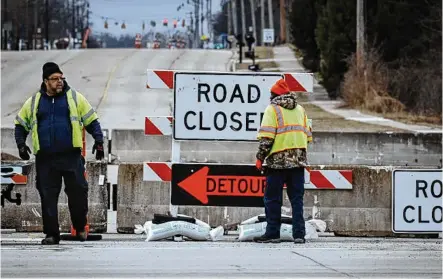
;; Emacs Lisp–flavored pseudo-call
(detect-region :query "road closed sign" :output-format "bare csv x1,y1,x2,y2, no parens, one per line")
173,72,283,141
392,169,442,233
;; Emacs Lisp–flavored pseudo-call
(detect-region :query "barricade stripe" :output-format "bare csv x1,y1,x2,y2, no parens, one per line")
284,73,307,92
145,117,163,135
145,116,173,135
340,170,353,184
320,170,352,189
309,170,336,189
143,163,161,181
146,162,172,181
154,70,174,89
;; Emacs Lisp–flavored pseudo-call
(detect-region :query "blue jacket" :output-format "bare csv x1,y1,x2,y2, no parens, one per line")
15,82,103,154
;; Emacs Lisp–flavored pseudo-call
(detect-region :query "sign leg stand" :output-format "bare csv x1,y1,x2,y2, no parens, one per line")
169,139,181,217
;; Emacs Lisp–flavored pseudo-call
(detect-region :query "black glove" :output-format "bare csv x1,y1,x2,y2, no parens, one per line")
92,141,104,160
18,144,32,160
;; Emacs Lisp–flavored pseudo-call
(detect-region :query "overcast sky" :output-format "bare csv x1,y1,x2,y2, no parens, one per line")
89,0,222,36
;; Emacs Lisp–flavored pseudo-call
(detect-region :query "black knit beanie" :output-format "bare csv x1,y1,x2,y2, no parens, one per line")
42,62,63,80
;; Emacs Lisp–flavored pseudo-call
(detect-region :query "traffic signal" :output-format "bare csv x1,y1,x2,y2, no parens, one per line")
150,20,156,27
104,20,108,29
173,20,177,28
163,19,168,26
142,22,145,31
182,19,185,27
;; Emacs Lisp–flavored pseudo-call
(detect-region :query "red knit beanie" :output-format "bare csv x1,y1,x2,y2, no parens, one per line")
270,79,290,95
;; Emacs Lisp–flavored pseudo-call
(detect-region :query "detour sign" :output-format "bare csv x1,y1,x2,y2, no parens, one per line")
171,163,267,207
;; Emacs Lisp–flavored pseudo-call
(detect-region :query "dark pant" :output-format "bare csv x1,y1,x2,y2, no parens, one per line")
264,167,305,239
35,150,88,238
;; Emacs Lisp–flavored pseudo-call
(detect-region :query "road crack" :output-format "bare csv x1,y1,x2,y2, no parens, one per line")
291,251,357,278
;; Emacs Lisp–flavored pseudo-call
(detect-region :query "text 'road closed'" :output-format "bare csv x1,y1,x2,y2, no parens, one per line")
174,73,283,140
183,83,264,134
402,179,442,224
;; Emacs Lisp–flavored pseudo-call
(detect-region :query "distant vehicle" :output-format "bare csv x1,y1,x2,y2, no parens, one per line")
153,40,160,49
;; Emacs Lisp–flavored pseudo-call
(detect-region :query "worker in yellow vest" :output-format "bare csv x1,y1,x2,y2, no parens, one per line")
14,62,105,245
254,78,312,244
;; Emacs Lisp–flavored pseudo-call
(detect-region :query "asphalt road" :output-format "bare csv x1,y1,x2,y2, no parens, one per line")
1,48,233,129
1,235,441,278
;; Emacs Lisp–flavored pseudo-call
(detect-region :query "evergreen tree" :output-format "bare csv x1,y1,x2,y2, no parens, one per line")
315,0,356,98
289,0,321,71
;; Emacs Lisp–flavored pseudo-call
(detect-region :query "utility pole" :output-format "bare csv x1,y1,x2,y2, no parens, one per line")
3,0,8,50
227,0,232,35
267,0,274,30
71,0,75,43
206,0,210,38
200,0,204,36
356,0,365,67
45,0,49,47
232,0,238,35
249,0,257,45
260,0,265,46
194,0,199,48
279,0,285,43
240,0,246,39
34,0,38,49
86,1,89,28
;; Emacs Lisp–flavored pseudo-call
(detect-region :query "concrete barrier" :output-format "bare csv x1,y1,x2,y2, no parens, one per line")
111,129,442,166
116,162,440,236
1,160,108,233
1,128,110,162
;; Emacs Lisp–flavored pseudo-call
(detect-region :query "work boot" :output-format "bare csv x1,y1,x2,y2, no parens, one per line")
293,237,306,244
41,236,60,245
77,231,87,242
253,234,280,243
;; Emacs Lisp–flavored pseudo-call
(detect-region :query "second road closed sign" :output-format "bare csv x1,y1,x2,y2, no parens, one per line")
392,169,442,233
173,72,283,141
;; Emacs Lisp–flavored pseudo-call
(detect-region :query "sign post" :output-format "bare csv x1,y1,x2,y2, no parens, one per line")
392,169,442,233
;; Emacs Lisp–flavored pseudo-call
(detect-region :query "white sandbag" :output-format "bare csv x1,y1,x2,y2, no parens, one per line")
209,225,225,241
238,222,293,242
134,221,151,235
145,221,211,242
134,224,145,234
304,221,319,240
306,219,327,232
176,214,211,229
238,221,320,241
240,214,292,225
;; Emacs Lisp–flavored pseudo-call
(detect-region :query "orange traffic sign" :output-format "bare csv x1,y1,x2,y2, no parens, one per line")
171,163,353,207
172,163,266,207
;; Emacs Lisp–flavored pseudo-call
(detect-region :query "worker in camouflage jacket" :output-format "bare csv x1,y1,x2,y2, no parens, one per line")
254,78,312,244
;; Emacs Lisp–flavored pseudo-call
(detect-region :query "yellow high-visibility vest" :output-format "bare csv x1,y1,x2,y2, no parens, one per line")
257,103,312,156
14,88,98,154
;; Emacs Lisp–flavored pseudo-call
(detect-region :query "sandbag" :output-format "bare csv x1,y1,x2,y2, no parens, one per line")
307,219,327,232
177,214,211,229
209,225,225,241
134,221,152,235
237,221,319,242
238,222,293,241
152,213,196,225
240,214,292,225
145,221,211,241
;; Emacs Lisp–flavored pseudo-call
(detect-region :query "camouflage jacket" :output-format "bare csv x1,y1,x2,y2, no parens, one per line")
256,93,308,169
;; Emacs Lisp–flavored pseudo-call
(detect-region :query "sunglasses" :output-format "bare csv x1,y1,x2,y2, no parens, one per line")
47,77,66,82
